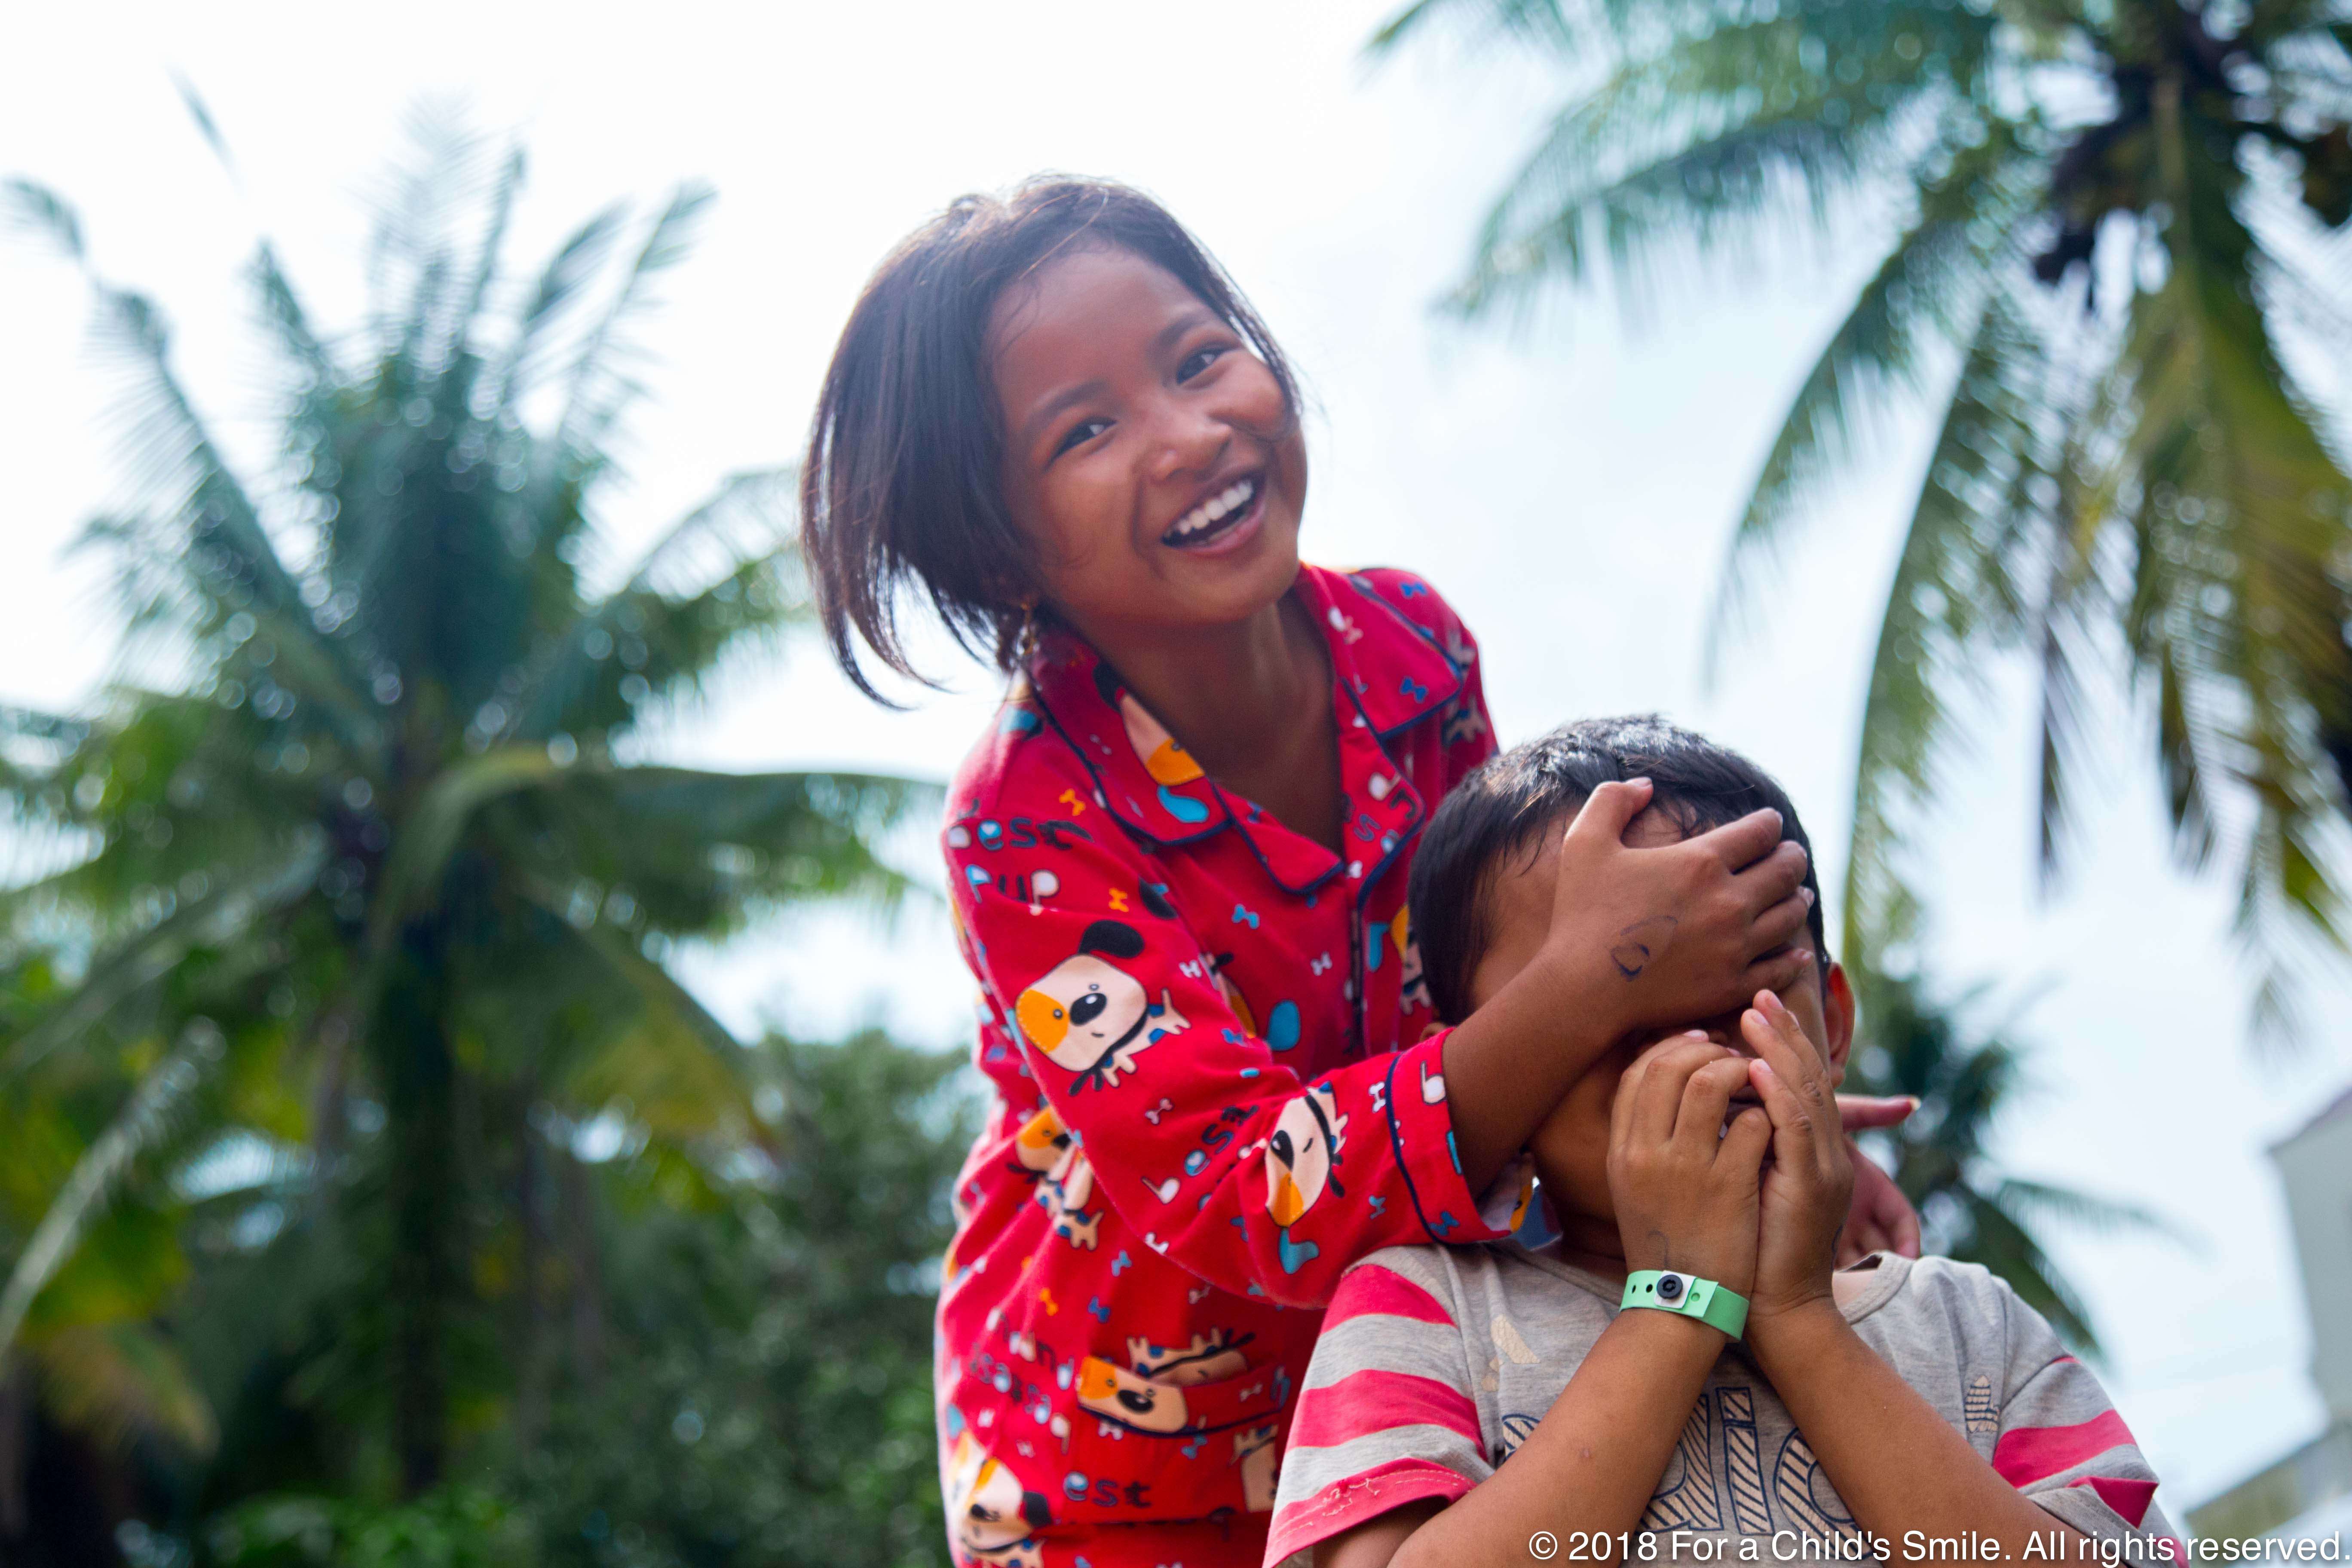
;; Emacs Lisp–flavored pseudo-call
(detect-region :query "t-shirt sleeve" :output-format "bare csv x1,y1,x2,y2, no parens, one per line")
1265,1249,1489,1565
1990,1285,2180,1556
949,740,1507,1311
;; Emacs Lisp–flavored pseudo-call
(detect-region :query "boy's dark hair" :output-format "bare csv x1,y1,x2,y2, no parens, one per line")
799,177,1300,704
1409,716,1828,1026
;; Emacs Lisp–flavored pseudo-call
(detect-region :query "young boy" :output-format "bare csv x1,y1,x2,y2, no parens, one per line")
1266,718,2174,1568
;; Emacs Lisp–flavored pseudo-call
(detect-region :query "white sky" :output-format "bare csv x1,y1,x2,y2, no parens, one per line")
6,0,2349,1516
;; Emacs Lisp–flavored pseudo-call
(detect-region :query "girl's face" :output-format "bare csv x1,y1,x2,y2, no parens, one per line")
989,245,1308,639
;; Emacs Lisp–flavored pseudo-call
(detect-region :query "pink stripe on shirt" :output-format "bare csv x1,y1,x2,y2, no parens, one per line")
1264,1455,1474,1568
2070,1475,2159,1528
1289,1367,1482,1452
1994,1409,2137,1488
1324,1264,1457,1331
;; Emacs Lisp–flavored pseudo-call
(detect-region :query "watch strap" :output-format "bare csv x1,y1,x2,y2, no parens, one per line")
1621,1270,1749,1339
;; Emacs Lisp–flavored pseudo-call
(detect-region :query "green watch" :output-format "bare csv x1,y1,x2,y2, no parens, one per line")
1621,1271,1749,1339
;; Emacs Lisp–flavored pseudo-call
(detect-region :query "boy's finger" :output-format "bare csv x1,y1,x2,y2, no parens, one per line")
1692,806,1786,872
1609,1031,1693,1148
1836,1095,1920,1131
1672,1056,1752,1150
1564,778,1655,850
1748,1058,1819,1175
1756,990,1837,1094
1627,1033,1722,1146
1720,1104,1773,1172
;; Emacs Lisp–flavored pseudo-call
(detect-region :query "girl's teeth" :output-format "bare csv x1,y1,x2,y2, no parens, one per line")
1171,479,1255,541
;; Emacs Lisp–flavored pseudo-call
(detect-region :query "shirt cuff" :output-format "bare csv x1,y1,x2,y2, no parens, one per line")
1383,1031,1513,1246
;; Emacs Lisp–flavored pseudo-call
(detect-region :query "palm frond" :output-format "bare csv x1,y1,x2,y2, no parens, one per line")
0,1019,219,1357
557,183,715,453
511,469,800,741
0,855,315,1086
27,1320,216,1457
1844,286,2059,961
485,204,628,415
1707,125,2041,672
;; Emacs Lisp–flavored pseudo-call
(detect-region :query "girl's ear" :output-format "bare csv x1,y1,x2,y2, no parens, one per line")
1822,962,1857,1085
1417,1020,1446,1043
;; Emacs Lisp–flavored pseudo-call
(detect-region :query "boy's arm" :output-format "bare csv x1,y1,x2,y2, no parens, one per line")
1750,1310,2097,1557
1317,1035,1774,1568
1739,994,2096,1558
1337,1311,1725,1568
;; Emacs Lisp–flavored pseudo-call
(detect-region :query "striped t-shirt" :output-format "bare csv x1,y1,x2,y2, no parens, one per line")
1267,1244,2175,1565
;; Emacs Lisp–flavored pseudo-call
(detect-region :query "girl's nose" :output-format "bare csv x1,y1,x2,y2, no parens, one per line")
1144,394,1230,483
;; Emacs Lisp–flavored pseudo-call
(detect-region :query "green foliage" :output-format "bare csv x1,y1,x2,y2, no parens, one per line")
1378,0,2352,1035
1846,967,2172,1353
0,110,948,1563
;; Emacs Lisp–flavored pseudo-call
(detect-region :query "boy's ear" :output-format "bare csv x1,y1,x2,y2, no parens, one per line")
1822,962,1856,1085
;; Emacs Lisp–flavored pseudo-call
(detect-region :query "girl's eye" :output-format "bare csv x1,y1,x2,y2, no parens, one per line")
1052,417,1112,459
1176,344,1229,383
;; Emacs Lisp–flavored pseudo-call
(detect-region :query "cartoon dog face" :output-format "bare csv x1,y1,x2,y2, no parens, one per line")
1014,921,1187,1091
1266,1083,1347,1228
1096,664,1203,786
946,1436,1051,1566
1126,1329,1253,1386
1011,1105,1069,1173
1076,1355,1192,1434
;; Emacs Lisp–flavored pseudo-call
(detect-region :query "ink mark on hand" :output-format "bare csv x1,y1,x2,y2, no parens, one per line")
1611,916,1678,980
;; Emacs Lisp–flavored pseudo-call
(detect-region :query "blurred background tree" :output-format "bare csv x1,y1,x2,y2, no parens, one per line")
1841,968,2168,1353
1375,0,2352,1028
0,112,962,1566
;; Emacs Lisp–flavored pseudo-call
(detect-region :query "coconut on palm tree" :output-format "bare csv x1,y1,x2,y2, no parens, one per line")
0,116,931,1525
1377,0,2352,1026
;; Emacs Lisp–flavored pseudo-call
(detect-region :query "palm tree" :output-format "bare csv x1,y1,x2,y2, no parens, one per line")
0,110,930,1522
1844,967,2167,1351
1375,0,2352,1029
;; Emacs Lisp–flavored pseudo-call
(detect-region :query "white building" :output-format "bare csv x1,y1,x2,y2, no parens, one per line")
2190,1088,2352,1539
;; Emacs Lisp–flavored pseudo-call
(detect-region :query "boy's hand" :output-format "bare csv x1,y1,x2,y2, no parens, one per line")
1606,1032,1772,1295
1743,992,1853,1330
1543,780,1816,1039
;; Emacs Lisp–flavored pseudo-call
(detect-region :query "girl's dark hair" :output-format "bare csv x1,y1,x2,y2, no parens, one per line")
800,176,1301,703
1408,716,1829,1026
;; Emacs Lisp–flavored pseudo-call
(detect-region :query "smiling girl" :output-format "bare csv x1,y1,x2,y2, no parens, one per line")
800,180,1916,1568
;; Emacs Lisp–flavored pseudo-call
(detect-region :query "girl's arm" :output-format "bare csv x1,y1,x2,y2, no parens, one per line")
950,751,1510,1307
1322,1036,1774,1568
1737,995,2097,1559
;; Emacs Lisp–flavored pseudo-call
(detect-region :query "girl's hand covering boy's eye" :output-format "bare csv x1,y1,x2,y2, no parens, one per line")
1545,780,1817,1041
1605,1032,1771,1299
1742,991,1853,1329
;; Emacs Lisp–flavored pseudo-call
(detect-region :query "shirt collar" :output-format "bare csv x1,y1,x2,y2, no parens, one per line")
1022,564,1465,859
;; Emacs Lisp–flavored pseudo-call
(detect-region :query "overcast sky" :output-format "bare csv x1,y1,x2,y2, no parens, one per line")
6,0,2350,1514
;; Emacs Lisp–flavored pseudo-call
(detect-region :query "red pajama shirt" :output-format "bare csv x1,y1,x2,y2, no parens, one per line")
935,565,1512,1568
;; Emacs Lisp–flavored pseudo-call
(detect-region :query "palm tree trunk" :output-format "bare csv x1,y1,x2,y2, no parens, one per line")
376,926,460,1498
560,1148,605,1380
0,1357,27,1542
515,1093,546,1452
